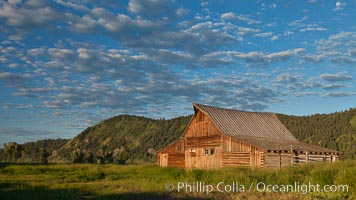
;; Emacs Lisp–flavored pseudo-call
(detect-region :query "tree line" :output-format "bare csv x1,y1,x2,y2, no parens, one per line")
2,142,49,163
277,108,356,159
1,109,355,163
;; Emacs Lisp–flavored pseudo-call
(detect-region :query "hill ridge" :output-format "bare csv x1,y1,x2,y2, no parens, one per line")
1,108,355,163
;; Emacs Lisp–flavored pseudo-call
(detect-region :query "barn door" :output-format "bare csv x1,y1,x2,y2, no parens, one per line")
160,153,168,167
186,148,197,168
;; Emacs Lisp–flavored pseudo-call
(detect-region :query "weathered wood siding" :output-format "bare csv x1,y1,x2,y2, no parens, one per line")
185,110,221,137
264,151,339,168
183,111,222,169
167,153,185,167
265,152,291,168
158,153,168,167
222,152,250,167
157,139,185,167
186,135,221,148
221,135,265,168
185,146,222,169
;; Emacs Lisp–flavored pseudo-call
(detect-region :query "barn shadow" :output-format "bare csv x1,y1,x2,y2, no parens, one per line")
0,188,82,200
96,192,213,200
0,186,213,200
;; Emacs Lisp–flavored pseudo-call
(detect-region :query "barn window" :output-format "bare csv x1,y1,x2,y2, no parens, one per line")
204,149,209,155
210,148,215,155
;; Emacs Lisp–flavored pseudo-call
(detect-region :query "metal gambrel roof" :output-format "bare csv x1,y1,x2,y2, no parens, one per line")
193,103,298,141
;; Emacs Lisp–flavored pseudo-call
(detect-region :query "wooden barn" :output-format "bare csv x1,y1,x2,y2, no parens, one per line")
157,103,339,169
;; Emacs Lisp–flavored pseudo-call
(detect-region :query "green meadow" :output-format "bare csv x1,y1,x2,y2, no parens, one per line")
0,160,355,200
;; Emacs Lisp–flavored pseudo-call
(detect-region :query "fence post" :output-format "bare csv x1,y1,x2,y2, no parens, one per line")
290,145,294,165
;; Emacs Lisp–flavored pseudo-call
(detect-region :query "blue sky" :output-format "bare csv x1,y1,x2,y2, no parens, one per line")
0,0,355,145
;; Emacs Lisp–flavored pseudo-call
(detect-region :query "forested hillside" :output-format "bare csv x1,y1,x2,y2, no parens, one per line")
55,115,192,163
276,108,356,159
1,108,355,163
0,139,68,163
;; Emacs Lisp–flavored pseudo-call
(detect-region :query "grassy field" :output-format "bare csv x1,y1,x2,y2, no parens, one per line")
0,160,355,200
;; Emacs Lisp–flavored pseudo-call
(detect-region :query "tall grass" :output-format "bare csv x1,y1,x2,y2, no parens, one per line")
0,161,354,200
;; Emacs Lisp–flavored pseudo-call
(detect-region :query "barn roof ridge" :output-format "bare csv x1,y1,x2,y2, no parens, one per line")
192,103,298,141
192,103,275,114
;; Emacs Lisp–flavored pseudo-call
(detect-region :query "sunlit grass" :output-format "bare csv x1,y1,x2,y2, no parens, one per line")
0,161,354,199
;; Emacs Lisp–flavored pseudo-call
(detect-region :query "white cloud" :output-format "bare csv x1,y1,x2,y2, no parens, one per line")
0,4,60,29
330,56,356,64
203,48,306,67
48,48,75,60
288,16,308,28
294,91,320,97
300,27,327,32
304,51,340,63
275,73,300,83
334,1,346,11
323,84,348,90
127,0,176,19
54,0,89,12
0,72,32,87
283,31,294,36
27,0,51,8
201,2,208,7
238,26,260,35
8,0,22,5
28,48,46,56
0,71,31,80
266,50,294,61
7,63,19,68
320,73,352,82
254,32,273,37
128,0,143,13
349,49,356,56
270,4,277,9
13,87,52,98
270,35,280,41
221,12,235,20
221,12,260,24
323,91,356,97
77,48,95,60
66,14,97,33
176,7,189,17
307,0,319,4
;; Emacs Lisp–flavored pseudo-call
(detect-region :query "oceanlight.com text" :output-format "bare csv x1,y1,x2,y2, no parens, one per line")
165,181,349,194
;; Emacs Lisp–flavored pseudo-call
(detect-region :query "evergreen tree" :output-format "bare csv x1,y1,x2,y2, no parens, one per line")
70,148,84,163
40,148,49,164
4,142,22,162
84,151,94,164
113,147,129,164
